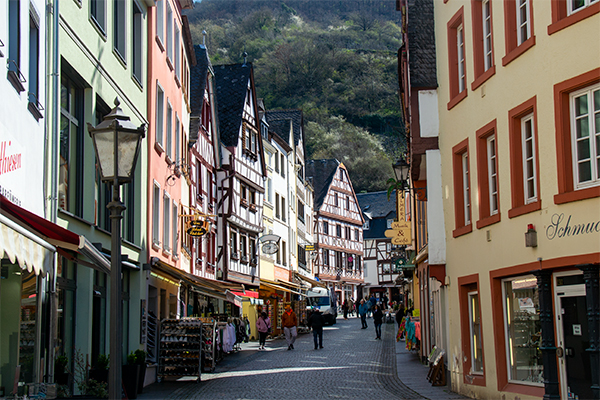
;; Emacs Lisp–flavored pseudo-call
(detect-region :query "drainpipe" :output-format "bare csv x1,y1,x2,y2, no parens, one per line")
45,0,60,384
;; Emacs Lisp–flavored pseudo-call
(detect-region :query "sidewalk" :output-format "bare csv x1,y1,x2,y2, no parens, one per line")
395,335,468,400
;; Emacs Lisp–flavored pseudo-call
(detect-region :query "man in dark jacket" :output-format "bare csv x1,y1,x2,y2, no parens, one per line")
307,308,325,349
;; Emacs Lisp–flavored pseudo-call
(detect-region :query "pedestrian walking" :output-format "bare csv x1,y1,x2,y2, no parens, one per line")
373,304,383,339
307,308,325,349
256,312,271,350
281,303,298,350
358,299,369,329
368,294,377,318
382,294,389,310
396,303,405,329
342,299,349,320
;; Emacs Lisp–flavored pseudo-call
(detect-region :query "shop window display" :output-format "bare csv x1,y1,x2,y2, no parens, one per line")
503,275,543,384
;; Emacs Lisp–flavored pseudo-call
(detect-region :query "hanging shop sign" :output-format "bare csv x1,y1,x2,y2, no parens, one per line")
385,191,411,245
259,234,281,255
180,206,215,237
186,219,210,237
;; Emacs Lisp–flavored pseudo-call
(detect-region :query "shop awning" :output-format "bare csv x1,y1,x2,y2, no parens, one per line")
261,279,306,297
293,272,327,288
0,195,111,275
230,290,259,298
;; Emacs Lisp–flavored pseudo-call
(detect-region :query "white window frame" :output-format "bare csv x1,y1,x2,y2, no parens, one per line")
175,114,180,163
166,2,173,62
468,290,484,374
174,23,181,80
462,152,471,225
156,83,164,148
521,113,537,204
482,0,492,71
166,100,172,159
568,0,599,15
516,0,530,46
172,202,178,256
152,182,161,246
457,24,465,93
487,135,498,215
113,0,126,61
156,0,164,44
570,84,600,189
163,191,171,252
132,1,143,85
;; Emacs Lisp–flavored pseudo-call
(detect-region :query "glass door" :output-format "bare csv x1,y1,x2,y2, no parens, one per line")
554,272,592,400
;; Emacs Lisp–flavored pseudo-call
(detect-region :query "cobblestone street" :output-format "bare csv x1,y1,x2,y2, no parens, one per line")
140,317,467,400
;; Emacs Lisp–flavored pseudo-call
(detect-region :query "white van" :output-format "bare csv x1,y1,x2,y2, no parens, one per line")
306,287,337,325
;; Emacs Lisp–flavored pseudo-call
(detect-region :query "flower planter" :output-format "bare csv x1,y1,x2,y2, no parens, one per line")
122,364,140,400
137,364,147,394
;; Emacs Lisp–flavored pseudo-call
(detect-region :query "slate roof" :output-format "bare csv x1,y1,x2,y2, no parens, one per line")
356,190,397,239
356,190,397,220
407,0,437,88
268,119,292,145
265,109,304,147
189,45,211,143
214,63,253,147
305,159,340,210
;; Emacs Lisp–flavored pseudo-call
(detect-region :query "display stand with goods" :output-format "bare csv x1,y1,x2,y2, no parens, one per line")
200,318,217,372
158,319,202,382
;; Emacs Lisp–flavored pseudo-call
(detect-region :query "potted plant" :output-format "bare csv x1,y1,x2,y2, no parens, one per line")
54,355,70,385
88,354,109,384
122,352,140,399
134,349,147,394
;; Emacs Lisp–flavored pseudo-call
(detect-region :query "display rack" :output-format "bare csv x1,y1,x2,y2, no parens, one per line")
147,312,158,363
158,318,202,382
200,318,217,372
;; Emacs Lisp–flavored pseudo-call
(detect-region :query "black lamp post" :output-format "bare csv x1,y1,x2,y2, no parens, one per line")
87,98,145,400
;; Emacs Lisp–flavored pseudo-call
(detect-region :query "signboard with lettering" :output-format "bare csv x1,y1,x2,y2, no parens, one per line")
304,244,315,251
385,192,411,245
186,220,210,237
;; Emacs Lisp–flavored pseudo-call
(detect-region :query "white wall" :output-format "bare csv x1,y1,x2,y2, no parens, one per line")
426,149,446,264
418,90,439,138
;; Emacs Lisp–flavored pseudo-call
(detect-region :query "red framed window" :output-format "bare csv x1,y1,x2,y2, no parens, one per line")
471,0,496,90
508,96,541,218
553,68,600,204
502,0,535,66
447,7,468,110
476,120,501,228
549,0,600,35
452,138,473,237
458,274,486,387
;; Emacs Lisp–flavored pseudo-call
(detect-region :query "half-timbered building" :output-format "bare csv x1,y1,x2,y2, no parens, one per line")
265,110,316,286
306,160,364,305
214,62,266,291
356,190,413,305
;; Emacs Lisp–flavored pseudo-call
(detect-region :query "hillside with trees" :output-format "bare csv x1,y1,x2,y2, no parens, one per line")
185,0,406,192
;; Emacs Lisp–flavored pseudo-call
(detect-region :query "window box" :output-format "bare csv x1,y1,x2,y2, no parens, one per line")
240,199,248,208
241,255,249,264
7,60,26,93
249,204,257,212
27,92,44,121
231,252,239,260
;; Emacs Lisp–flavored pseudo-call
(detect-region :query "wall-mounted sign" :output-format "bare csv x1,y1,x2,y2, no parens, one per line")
385,190,411,245
546,213,600,240
305,244,315,251
186,220,210,237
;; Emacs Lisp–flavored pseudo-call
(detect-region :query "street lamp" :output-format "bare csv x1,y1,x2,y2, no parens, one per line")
392,156,410,189
87,98,145,400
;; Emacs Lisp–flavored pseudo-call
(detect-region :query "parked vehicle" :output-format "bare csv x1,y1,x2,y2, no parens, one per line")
306,287,337,325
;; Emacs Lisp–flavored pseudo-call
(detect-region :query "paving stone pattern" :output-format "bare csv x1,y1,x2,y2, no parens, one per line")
141,317,469,400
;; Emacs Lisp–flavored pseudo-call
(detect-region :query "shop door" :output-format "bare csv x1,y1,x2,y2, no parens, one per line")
555,273,592,400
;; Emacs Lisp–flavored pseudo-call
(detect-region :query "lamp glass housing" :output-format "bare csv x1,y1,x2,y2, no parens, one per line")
393,158,410,184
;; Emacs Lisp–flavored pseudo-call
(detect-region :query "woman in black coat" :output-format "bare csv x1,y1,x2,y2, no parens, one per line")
373,304,384,340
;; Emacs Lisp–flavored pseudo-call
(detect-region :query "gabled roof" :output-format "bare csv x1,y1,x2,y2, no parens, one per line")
214,63,254,147
268,119,292,149
305,159,340,210
356,191,396,219
189,45,211,143
265,109,304,147
407,0,437,88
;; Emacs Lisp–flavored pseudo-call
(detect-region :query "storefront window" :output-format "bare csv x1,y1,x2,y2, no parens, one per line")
20,269,38,383
503,275,543,385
